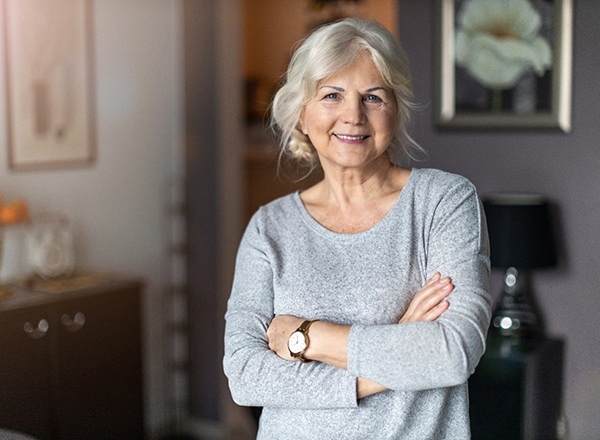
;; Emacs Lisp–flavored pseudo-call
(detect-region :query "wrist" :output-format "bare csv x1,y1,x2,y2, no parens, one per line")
304,321,351,369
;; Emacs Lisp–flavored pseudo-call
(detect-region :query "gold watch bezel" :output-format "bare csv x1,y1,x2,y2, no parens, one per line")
288,319,316,363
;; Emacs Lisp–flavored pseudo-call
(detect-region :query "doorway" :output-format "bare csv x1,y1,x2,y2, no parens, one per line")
241,0,398,222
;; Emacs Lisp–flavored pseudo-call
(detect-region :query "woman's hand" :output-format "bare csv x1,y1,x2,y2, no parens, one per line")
267,315,306,361
398,272,453,324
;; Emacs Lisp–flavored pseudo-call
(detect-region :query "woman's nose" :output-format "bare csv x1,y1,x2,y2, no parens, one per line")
342,97,366,124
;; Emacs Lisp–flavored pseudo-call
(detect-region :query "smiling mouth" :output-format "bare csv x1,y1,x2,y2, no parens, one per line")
335,134,369,141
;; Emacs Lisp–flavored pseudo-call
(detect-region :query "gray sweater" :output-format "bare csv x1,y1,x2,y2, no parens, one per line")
223,168,491,439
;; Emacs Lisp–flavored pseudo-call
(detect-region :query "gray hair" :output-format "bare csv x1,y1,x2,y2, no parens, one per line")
271,18,422,171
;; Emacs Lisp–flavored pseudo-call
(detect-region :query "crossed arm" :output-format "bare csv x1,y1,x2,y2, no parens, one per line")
266,272,454,399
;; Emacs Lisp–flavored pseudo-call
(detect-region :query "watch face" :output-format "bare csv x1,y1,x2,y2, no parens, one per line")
288,331,307,354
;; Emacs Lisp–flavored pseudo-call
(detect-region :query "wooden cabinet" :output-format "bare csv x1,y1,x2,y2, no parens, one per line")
0,278,144,440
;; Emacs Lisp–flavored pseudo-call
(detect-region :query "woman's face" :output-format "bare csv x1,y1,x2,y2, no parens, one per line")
299,52,397,173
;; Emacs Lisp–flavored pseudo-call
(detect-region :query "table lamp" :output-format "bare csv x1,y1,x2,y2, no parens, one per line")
483,193,557,340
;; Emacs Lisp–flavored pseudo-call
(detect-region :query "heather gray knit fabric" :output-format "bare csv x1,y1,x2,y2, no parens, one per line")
223,168,491,439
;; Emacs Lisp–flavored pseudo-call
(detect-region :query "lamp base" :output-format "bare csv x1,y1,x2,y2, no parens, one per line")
491,267,543,340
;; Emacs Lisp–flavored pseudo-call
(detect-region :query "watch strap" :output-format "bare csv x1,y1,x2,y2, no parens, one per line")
298,319,315,333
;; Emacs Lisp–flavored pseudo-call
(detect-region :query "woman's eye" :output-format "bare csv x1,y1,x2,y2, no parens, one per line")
324,92,339,100
365,94,382,103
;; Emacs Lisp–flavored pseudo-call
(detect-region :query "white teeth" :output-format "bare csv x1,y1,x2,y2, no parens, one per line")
336,134,367,140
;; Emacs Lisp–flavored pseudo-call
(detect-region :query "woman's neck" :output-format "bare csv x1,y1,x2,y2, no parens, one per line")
313,158,403,208
300,160,411,234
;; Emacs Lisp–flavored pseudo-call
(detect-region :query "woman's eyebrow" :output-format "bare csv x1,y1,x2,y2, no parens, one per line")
318,85,387,92
319,85,345,92
366,86,386,93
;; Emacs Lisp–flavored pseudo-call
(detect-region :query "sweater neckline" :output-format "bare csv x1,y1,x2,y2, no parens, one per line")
293,168,417,240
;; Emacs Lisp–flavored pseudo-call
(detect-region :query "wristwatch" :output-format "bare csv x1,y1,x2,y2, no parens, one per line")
287,319,317,363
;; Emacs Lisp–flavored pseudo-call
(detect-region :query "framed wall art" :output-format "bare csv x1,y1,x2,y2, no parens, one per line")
435,0,573,131
3,0,95,170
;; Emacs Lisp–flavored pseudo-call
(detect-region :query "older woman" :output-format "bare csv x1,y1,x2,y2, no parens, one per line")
223,18,491,439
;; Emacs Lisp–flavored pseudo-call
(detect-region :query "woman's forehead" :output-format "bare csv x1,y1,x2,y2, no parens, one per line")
313,57,389,92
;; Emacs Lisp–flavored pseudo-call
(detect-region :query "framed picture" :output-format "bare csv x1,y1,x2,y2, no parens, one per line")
435,0,573,132
3,0,95,170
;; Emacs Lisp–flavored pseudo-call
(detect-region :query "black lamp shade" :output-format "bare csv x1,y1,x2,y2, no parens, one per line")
483,193,557,269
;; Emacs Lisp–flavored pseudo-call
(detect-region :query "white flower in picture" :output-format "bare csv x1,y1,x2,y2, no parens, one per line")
455,0,552,90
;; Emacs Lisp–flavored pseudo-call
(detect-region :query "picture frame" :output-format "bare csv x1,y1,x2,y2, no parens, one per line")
3,0,96,171
435,0,573,132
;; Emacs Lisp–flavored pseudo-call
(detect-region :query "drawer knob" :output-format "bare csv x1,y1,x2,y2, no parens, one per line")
23,319,49,339
61,312,86,332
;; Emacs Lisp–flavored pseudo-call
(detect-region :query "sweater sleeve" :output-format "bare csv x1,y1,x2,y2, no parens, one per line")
223,209,359,409
347,177,492,391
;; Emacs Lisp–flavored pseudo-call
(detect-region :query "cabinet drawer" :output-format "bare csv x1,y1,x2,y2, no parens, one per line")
0,278,144,440
0,304,54,437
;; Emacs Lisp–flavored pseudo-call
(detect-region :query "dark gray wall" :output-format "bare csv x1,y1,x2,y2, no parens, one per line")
399,1,600,438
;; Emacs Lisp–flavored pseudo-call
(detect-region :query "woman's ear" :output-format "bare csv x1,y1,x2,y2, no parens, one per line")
298,109,308,135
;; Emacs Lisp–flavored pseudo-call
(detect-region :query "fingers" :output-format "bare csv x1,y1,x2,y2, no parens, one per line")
421,296,450,321
423,271,441,287
398,274,454,324
419,277,453,308
413,274,452,305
